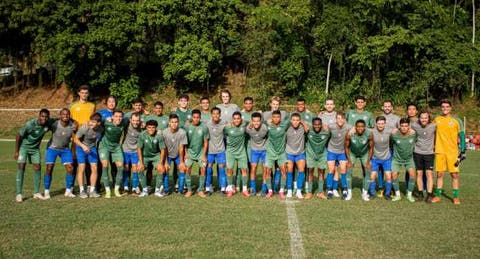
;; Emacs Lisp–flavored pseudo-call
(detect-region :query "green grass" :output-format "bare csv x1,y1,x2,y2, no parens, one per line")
0,141,479,258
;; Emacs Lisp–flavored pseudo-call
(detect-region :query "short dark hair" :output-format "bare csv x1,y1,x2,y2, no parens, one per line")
440,99,452,106
244,96,253,103
192,109,201,116
336,111,346,118
211,107,221,113
132,98,143,105
399,118,410,125
312,117,322,124
39,108,50,115
296,98,306,103
383,100,393,106
252,112,262,119
154,101,164,107
272,110,281,116
146,120,158,127
105,95,117,105
178,94,189,101
406,102,417,110
376,116,386,122
131,112,141,119
232,111,242,118
90,112,102,122
60,108,70,114
113,110,124,116
169,113,179,120
200,96,210,102
78,85,89,92
355,95,366,102
291,112,301,119
356,119,366,126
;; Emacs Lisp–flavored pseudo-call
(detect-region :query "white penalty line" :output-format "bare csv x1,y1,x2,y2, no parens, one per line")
285,200,306,259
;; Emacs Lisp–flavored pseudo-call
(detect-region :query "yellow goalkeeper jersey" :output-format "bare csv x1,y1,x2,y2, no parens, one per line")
433,115,462,155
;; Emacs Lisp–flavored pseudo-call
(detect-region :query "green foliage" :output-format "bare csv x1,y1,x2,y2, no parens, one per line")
109,75,140,109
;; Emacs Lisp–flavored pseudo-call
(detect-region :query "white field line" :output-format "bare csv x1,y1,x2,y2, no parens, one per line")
285,200,306,259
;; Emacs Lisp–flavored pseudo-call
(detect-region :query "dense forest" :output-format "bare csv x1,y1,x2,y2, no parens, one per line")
1,0,478,108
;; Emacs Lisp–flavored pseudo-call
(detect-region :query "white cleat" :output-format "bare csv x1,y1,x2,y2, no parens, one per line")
16,194,23,203
139,191,149,197
345,189,352,201
154,191,165,198
333,190,341,198
286,189,293,198
362,193,370,201
44,192,51,200
64,190,76,198
33,193,45,200
295,190,304,199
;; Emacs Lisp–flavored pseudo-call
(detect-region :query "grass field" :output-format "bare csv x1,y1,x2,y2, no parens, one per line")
0,141,479,258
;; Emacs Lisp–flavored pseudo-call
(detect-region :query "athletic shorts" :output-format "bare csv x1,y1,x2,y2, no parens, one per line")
371,157,392,172
123,152,139,166
75,146,98,164
265,151,287,169
306,151,327,169
287,152,306,163
250,149,266,164
185,157,206,168
434,153,459,173
226,152,248,170
327,151,347,162
413,153,434,171
45,147,73,165
167,156,181,167
17,147,41,164
207,151,226,165
98,143,123,163
144,156,160,166
391,158,415,172
350,152,369,167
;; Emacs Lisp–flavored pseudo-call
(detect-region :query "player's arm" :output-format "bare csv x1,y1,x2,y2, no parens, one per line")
344,134,352,168
299,120,309,132
73,132,90,154
137,147,145,171
14,133,23,160
202,138,208,164
179,144,186,171
366,133,374,169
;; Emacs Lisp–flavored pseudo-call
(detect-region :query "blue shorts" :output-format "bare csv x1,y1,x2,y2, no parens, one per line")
371,157,392,172
250,150,266,164
167,156,181,166
45,147,73,165
286,152,306,163
207,151,226,165
124,152,139,166
327,151,347,162
75,146,98,164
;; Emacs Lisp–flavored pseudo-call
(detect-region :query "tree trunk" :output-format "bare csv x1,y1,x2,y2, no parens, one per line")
472,0,476,97
325,53,333,94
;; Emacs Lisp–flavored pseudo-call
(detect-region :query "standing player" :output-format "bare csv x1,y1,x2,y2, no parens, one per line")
184,110,209,197
121,113,142,194
381,100,400,132
175,94,192,127
318,98,337,127
199,97,211,124
264,110,289,198
345,119,374,201
98,110,127,198
137,120,166,197
205,107,227,193
369,116,393,199
390,118,417,202
73,112,103,198
346,95,374,128
147,101,169,130
241,97,255,123
216,89,239,123
411,111,436,202
326,112,352,199
223,112,249,197
432,99,466,205
285,113,309,199
14,109,53,202
246,112,268,196
43,108,78,199
295,98,315,126
262,96,289,122
162,114,188,195
97,95,117,122
305,117,330,199
124,98,149,122
406,103,418,123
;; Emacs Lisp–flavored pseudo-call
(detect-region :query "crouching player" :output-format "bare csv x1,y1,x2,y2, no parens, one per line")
137,120,166,197
345,119,373,201
305,118,330,199
390,118,417,202
74,112,103,198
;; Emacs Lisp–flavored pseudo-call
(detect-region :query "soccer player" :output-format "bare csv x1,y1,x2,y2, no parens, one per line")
241,97,255,123
44,108,78,199
99,110,127,198
381,100,400,132
122,112,142,194
345,119,374,201
369,116,393,200
265,110,289,198
432,99,466,205
216,89,239,123
411,111,436,202
147,101,169,130
137,120,166,197
73,112,103,198
318,98,337,127
199,97,212,124
406,103,418,123
390,118,417,202
175,94,192,127
184,109,209,197
162,114,188,195
246,112,268,196
346,95,374,128
326,112,352,199
124,98,149,122
262,96,289,122
69,85,95,126
97,95,117,122
285,113,309,199
294,98,315,126
14,109,53,202
205,107,227,193
223,112,249,197
305,117,330,199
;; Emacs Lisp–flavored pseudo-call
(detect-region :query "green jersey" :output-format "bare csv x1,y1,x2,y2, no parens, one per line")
185,123,209,158
391,132,416,163
100,120,126,150
18,118,54,150
349,131,371,157
175,108,192,127
297,111,316,126
138,131,165,158
147,114,169,130
241,111,253,123
306,129,330,159
223,123,247,156
346,109,374,128
200,111,211,124
266,121,289,155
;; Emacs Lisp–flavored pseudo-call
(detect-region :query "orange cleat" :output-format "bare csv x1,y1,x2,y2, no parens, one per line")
305,193,313,200
453,198,460,205
242,190,250,197
317,192,327,200
431,196,442,203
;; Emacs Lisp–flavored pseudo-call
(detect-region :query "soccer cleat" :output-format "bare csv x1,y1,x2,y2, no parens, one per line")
89,191,100,198
105,190,111,199
342,190,348,200
377,189,384,198
279,191,286,199
114,189,123,197
44,192,51,200
184,191,193,197
197,191,207,198
384,195,391,201
296,191,304,199
266,190,274,198
286,189,293,198
407,194,415,203
317,192,327,200
154,191,165,197
64,190,76,198
242,190,250,197
426,196,433,203
327,191,333,199
123,187,129,194
139,191,149,197
417,192,424,202
226,190,234,198
453,198,460,205
131,188,141,196
79,190,88,199
305,193,313,200
346,189,352,201
392,195,401,202
33,193,45,200
333,189,340,197
431,196,441,203
361,193,370,201
235,187,240,193
16,194,23,203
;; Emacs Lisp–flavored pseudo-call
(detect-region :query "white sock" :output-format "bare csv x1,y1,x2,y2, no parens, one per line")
79,186,84,192
105,187,111,192
90,186,95,192
395,190,401,196
45,189,50,194
280,188,285,193
243,185,248,191
114,185,120,191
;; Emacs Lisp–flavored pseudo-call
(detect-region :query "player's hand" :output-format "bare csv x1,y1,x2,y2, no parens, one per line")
365,162,371,170
348,127,356,136
408,128,415,135
391,128,399,134
14,152,19,160
347,161,353,169
106,117,112,122
201,155,207,165
82,146,90,154
179,162,186,172
138,163,145,172
157,164,166,173
164,162,170,172
184,120,190,126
